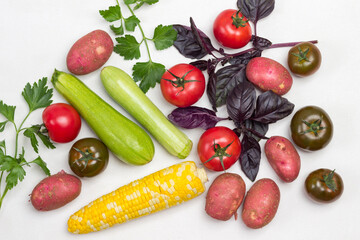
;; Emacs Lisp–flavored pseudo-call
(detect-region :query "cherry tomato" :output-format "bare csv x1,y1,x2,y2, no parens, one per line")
288,42,322,77
160,63,205,107
42,103,81,143
290,106,333,151
69,138,109,177
197,126,241,171
213,9,252,49
305,168,344,203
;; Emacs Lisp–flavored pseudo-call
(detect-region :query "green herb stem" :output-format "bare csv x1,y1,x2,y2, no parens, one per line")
0,185,9,209
14,111,31,158
125,4,152,62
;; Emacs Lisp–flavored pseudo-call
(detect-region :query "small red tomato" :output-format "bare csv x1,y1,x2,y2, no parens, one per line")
160,63,205,108
42,103,81,143
213,9,252,49
197,126,241,171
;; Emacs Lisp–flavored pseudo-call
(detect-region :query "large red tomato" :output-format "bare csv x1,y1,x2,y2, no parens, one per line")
213,9,252,49
197,126,241,171
42,103,81,143
160,63,205,108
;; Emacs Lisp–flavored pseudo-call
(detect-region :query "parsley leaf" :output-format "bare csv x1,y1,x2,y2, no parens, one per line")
0,142,4,158
0,121,7,132
114,35,141,60
110,24,124,35
0,156,17,172
23,124,55,154
153,24,178,50
124,0,137,4
99,5,121,22
0,140,5,153
6,164,26,190
0,101,16,123
133,61,165,93
30,156,51,176
22,77,53,112
125,0,159,10
124,15,140,31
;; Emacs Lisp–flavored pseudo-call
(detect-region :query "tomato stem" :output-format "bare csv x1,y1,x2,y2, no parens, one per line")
322,169,337,192
162,69,200,95
232,11,249,28
203,139,234,171
72,147,101,171
300,117,326,137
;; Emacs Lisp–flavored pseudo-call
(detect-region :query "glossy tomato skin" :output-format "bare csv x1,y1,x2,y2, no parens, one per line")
42,103,81,143
160,63,205,107
69,138,109,177
305,168,344,203
213,9,252,49
290,106,333,151
197,126,241,171
288,42,321,77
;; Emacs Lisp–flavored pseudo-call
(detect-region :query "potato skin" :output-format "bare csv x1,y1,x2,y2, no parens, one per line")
241,178,280,229
265,136,301,182
205,173,246,221
30,170,81,211
246,57,293,95
66,29,113,75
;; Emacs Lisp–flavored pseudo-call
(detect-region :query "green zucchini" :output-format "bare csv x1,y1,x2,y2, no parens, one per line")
100,66,192,159
51,70,154,165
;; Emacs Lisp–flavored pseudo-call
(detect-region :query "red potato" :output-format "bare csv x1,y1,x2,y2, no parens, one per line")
242,178,280,229
205,173,246,221
30,170,81,211
265,136,301,182
246,57,293,95
66,29,113,75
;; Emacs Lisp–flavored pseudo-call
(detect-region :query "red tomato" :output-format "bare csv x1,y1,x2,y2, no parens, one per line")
213,9,252,49
42,103,81,143
160,63,205,108
197,126,241,171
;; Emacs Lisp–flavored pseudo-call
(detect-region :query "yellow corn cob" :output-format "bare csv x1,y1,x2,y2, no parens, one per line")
68,161,208,234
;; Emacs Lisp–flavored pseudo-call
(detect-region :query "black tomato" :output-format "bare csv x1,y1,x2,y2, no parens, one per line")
69,138,109,177
305,168,344,203
288,42,321,77
290,106,333,151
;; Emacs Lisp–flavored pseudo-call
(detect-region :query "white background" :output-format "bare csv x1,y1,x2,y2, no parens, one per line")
0,0,359,239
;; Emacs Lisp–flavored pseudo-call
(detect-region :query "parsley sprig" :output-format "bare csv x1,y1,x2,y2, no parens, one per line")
100,0,178,93
0,78,55,209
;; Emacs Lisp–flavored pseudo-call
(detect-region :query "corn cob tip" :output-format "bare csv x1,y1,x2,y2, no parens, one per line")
196,167,208,184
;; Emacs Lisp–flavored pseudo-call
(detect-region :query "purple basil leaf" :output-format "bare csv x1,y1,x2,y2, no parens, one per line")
237,0,275,25
190,60,208,71
252,35,272,50
206,61,217,112
215,64,247,108
226,81,256,123
251,90,295,124
228,49,262,65
168,106,227,130
173,20,215,59
239,134,261,182
243,119,269,141
189,17,217,56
